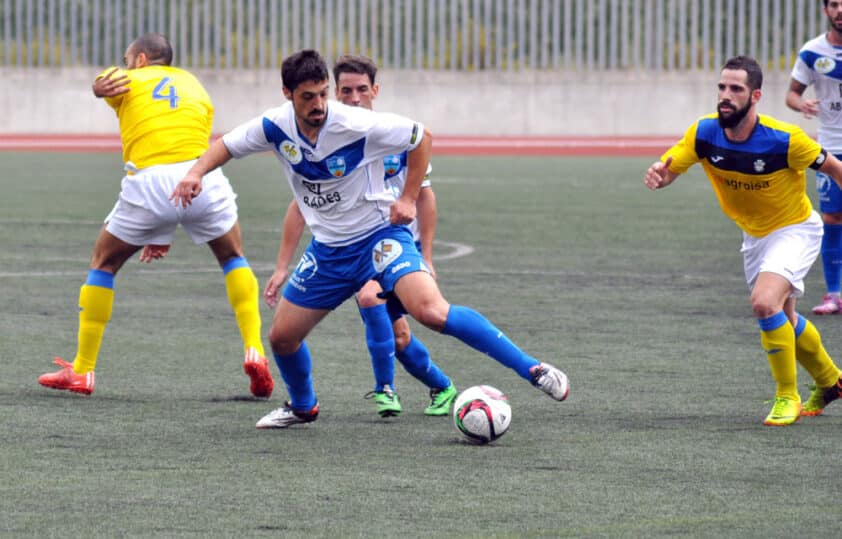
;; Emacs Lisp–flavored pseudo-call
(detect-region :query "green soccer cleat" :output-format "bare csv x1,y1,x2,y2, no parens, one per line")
365,385,402,417
424,384,457,416
801,377,842,417
763,396,802,426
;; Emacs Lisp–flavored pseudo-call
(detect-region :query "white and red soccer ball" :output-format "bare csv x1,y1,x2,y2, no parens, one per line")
452,385,512,444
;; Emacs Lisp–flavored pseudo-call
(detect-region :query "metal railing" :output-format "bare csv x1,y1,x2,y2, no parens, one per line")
0,0,828,71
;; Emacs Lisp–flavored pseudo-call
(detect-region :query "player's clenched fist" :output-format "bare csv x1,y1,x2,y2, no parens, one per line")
390,197,417,225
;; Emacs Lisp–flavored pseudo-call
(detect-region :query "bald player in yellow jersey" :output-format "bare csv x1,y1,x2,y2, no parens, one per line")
645,55,842,426
38,33,274,398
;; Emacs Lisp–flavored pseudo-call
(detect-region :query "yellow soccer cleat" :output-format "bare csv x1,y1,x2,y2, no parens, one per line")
801,377,842,416
763,396,802,426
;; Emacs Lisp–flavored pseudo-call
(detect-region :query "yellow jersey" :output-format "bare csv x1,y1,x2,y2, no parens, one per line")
663,113,824,237
98,65,213,169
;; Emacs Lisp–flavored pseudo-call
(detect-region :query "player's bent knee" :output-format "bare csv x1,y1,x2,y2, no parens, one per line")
268,328,300,356
355,292,383,309
355,281,384,308
408,304,448,332
750,299,781,320
393,323,412,351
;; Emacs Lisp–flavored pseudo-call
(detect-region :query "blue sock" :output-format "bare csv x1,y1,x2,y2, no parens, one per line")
822,224,842,294
272,341,317,410
396,335,451,390
359,304,396,392
441,305,538,380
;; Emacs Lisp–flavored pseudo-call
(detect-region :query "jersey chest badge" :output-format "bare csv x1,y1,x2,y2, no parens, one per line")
280,141,303,164
815,57,836,74
384,154,401,176
327,155,346,177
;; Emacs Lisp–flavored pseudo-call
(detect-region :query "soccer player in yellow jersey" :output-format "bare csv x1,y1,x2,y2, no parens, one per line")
644,56,842,426
37,33,274,398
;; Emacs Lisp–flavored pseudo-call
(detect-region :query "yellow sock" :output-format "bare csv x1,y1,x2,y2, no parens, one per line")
73,270,114,374
758,312,799,401
223,259,264,357
794,315,842,388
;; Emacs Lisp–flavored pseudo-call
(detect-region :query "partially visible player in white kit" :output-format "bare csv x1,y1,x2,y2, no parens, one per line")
787,0,842,315
171,49,569,429
265,55,457,419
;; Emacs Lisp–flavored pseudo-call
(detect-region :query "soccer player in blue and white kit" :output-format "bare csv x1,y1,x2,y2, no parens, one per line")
787,0,842,315
265,55,457,418
171,49,569,429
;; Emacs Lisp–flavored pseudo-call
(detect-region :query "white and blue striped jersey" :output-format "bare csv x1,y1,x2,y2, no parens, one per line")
791,33,842,152
222,100,424,246
383,152,432,241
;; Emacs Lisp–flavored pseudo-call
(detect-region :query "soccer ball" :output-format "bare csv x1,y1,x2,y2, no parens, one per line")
452,385,512,444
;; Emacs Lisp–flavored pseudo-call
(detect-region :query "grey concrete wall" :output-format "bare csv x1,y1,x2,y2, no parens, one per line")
0,67,813,136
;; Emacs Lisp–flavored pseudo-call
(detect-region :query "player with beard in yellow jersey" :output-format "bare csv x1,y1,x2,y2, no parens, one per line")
644,55,842,426
38,33,274,398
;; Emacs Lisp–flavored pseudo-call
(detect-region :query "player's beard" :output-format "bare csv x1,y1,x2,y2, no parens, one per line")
717,100,751,128
828,14,842,34
301,116,325,129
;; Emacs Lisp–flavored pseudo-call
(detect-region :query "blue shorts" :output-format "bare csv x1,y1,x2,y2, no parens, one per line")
816,153,842,214
382,239,425,320
283,225,430,310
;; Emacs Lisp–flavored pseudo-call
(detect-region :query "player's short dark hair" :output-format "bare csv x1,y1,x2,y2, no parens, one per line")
333,55,378,85
131,33,173,66
722,55,763,90
282,49,330,92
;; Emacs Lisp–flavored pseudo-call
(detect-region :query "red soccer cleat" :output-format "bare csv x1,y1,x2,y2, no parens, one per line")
38,357,95,395
243,347,274,398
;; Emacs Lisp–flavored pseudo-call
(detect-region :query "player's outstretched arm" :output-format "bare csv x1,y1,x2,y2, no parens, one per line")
264,200,306,308
92,67,130,98
170,138,233,208
643,156,679,190
785,79,819,119
391,127,432,225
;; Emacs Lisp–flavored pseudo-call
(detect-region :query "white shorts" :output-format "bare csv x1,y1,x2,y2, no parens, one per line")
741,211,822,298
105,160,238,246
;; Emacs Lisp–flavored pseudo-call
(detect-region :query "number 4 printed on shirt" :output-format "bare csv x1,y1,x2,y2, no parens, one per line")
152,77,179,109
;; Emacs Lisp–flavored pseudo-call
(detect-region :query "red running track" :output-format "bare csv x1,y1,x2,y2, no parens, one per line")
0,134,675,156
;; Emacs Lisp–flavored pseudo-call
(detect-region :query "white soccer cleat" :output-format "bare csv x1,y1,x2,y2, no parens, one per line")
255,401,319,429
529,362,569,401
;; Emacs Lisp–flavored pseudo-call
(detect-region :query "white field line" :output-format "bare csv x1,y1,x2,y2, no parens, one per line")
1,240,475,278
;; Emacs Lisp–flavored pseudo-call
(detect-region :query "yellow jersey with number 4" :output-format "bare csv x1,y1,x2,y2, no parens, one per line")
663,113,823,237
98,65,213,170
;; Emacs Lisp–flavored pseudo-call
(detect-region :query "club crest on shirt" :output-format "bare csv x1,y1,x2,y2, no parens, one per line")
753,159,766,173
280,141,303,164
815,57,836,75
384,154,401,176
327,155,347,177
372,239,403,273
